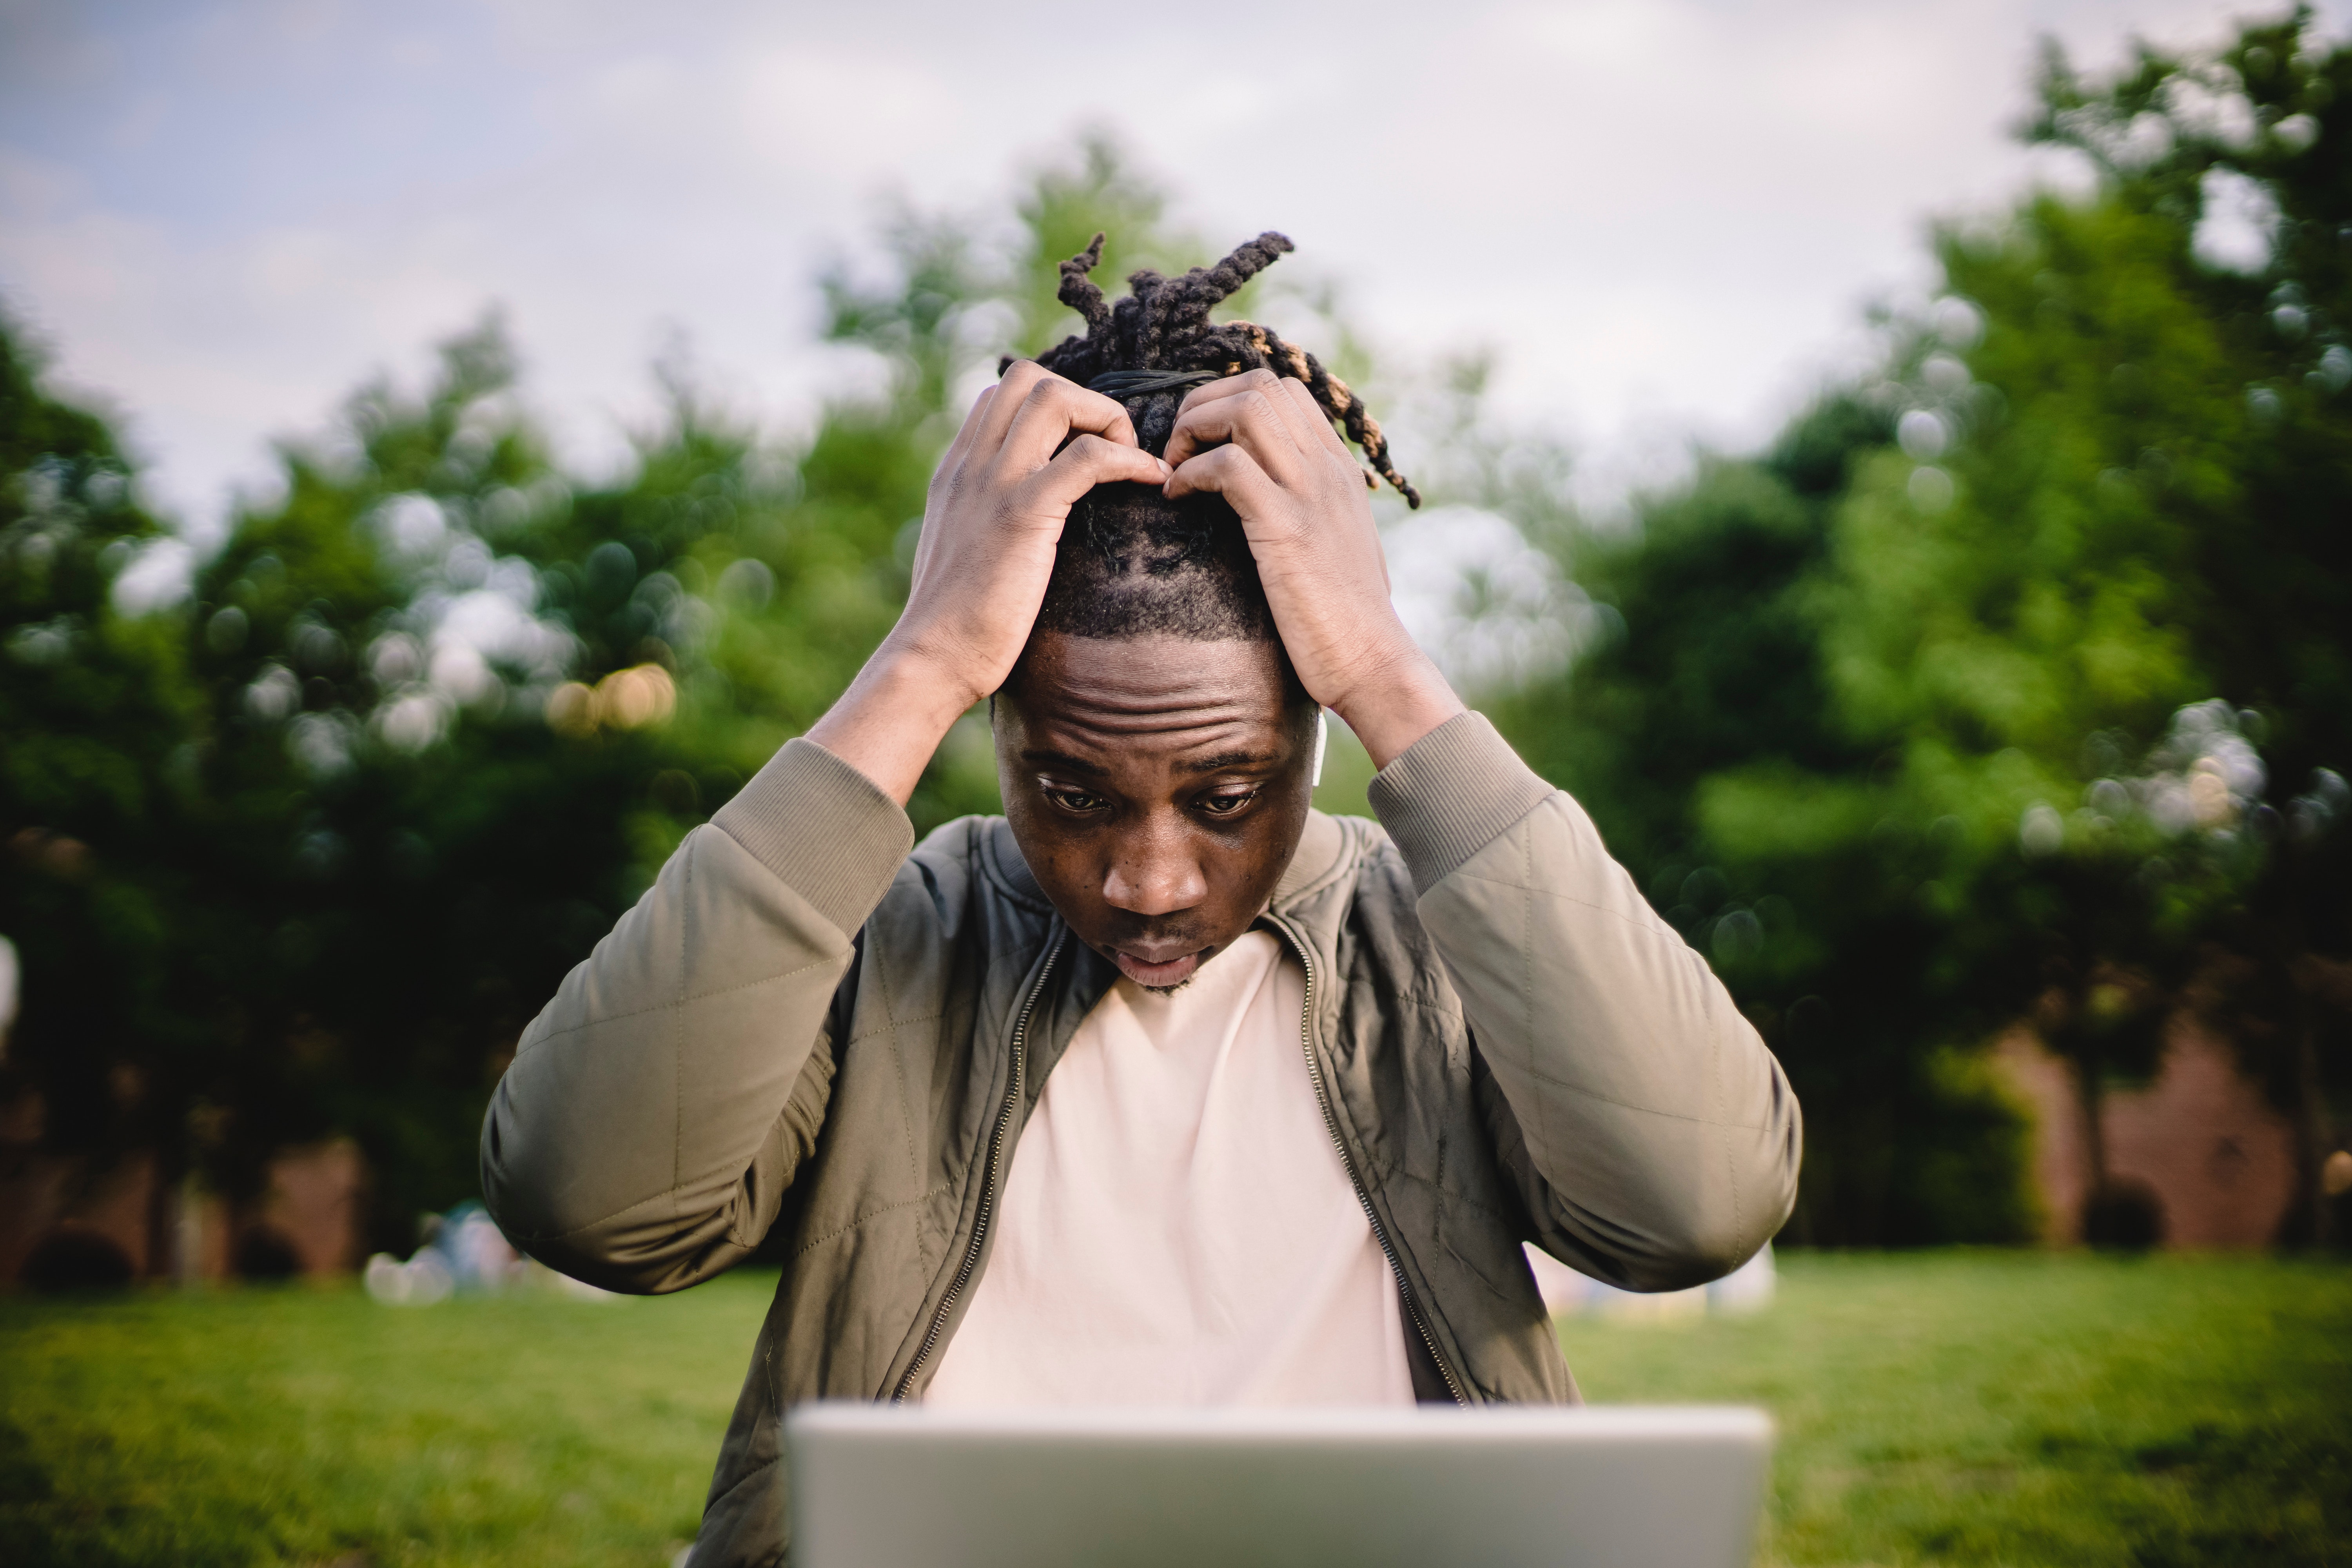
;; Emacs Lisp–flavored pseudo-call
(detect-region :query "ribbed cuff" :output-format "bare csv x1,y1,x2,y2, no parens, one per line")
710,738,915,935
1365,711,1556,895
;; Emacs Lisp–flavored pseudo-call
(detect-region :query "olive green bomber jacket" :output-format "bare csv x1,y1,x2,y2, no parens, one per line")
479,711,1801,1568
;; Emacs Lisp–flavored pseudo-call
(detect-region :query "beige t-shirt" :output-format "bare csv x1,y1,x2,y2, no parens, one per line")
924,930,1415,1407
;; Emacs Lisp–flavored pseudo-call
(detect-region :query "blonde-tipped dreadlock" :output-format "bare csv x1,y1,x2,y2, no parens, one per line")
1009,231,1421,509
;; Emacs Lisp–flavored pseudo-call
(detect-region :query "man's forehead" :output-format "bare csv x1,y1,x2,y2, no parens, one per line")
1004,633,1298,755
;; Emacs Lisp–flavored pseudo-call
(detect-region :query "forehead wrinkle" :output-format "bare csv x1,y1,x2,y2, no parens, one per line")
1034,710,1270,754
1045,671,1268,714
1018,634,1289,705
1046,690,1264,726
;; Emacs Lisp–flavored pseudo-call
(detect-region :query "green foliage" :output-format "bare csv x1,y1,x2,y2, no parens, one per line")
1491,393,2053,1245
0,318,206,1163
1490,11,2352,1244
11,15,2352,1263
0,142,1203,1247
2015,11,2352,1241
163,318,681,1232
1819,8,2352,1235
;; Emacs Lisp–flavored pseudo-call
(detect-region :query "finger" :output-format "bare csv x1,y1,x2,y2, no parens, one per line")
1163,385,1308,479
1164,383,1305,471
931,385,998,490
1019,432,1176,515
1163,442,1288,523
1251,374,1347,461
969,360,1061,461
1188,369,1351,465
1167,370,1303,457
998,374,1144,474
1175,366,1281,416
1274,376,1355,461
1183,369,1329,458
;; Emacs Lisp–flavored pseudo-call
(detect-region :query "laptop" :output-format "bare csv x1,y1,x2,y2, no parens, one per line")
788,1404,1773,1568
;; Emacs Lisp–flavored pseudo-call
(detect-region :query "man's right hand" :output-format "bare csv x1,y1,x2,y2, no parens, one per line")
805,362,1169,804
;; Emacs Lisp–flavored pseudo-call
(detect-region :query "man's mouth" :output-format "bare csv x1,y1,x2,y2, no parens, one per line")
1110,946,1207,988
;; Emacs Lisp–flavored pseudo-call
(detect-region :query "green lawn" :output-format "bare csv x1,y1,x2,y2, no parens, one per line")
1560,1252,2352,1567
2,1253,2346,1566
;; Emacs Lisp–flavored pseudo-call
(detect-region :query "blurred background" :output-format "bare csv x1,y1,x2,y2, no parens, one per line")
4,3,2351,1565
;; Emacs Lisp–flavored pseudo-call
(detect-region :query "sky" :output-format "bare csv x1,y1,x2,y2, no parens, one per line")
1,0,2337,541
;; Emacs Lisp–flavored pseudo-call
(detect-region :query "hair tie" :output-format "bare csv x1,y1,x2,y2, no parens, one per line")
1086,368,1224,399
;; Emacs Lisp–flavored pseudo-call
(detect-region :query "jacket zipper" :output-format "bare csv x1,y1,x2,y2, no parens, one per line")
890,931,1064,1403
1272,918,1469,1407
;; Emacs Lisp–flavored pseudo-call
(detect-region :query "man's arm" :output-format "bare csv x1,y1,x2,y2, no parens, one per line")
1369,715,1802,1290
480,365,1166,1290
1164,370,1800,1290
479,740,909,1292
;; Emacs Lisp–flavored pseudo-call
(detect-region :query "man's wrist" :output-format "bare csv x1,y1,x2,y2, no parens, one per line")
804,639,982,806
873,630,993,717
1329,643,1465,770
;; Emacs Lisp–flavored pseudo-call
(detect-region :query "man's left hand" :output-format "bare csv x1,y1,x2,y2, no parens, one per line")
1161,369,1463,767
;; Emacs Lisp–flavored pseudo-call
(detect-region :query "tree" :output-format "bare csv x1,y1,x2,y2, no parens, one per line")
1495,9,2352,1245
0,140,1213,1261
2011,6,2352,1241
1,312,206,1267
1490,395,2047,1245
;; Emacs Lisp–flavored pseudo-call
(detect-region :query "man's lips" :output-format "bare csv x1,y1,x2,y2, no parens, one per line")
1111,946,1206,987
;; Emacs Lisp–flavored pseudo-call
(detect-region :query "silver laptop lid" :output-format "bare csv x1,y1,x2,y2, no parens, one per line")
789,1404,1772,1568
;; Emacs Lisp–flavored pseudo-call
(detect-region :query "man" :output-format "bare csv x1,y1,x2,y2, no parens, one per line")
481,235,1800,1566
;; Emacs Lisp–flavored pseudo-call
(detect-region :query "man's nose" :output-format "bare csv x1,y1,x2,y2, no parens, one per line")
1100,818,1207,917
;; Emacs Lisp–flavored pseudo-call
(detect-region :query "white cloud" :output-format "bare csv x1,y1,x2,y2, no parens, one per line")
2193,166,2279,274
109,535,195,615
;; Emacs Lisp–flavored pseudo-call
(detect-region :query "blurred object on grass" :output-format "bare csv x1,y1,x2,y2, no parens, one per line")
363,1245,453,1307
363,1202,610,1305
1526,1241,1775,1321
2324,1148,2352,1198
0,1255,2342,1566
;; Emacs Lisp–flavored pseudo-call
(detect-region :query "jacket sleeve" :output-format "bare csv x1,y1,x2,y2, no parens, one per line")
478,739,913,1294
1366,712,1801,1292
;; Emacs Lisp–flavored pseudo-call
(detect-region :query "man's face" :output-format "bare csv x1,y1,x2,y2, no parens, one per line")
996,631,1316,991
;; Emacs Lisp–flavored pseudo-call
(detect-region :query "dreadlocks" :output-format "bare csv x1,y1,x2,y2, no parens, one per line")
1017,231,1417,650
1014,231,1419,505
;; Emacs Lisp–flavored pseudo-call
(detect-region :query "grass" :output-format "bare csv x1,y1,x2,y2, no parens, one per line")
0,1272,768,1568
1,1252,2346,1566
1560,1252,2352,1567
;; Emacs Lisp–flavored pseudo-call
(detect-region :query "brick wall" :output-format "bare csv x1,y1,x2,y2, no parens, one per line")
0,1093,367,1288
1993,1015,2298,1248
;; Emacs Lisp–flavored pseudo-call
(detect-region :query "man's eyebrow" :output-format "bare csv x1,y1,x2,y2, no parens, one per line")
1181,750,1281,775
1020,748,1110,777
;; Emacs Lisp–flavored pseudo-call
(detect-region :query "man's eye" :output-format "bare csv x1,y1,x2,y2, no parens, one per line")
1197,790,1257,817
1044,789,1106,813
